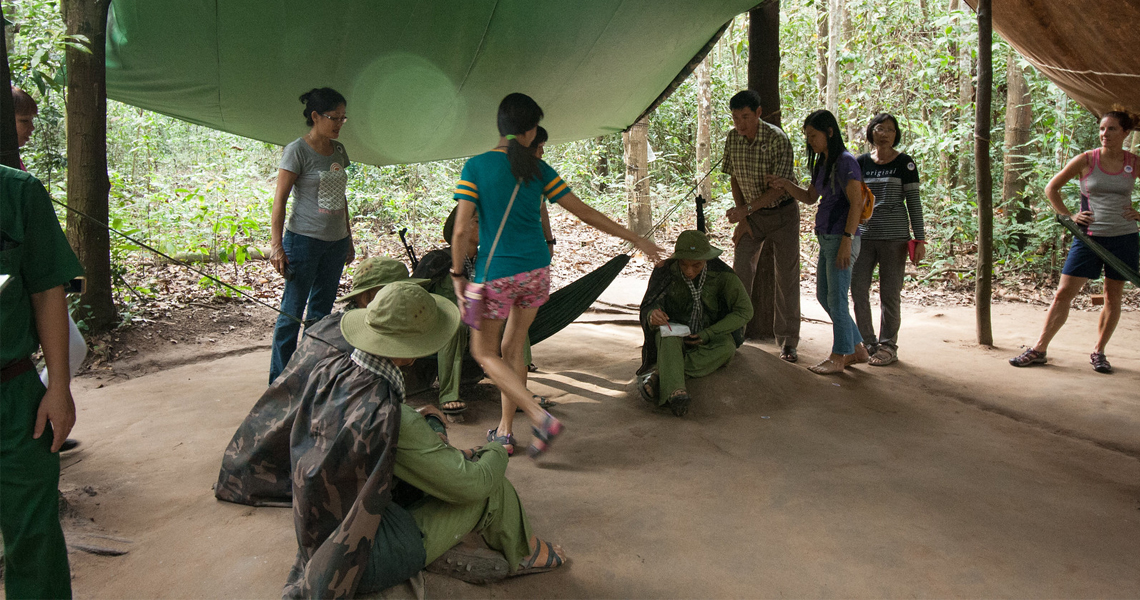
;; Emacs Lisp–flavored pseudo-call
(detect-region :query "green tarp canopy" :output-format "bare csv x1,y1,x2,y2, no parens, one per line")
105,0,759,167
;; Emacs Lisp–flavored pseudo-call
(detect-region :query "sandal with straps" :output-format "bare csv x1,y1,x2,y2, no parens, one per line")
515,536,566,576
487,429,516,456
1090,352,1112,374
868,346,898,366
527,412,564,459
1009,348,1047,368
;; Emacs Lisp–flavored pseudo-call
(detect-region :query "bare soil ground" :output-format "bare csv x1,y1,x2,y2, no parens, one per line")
43,272,1140,599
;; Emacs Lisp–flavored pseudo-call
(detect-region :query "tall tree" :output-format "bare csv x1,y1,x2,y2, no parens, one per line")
815,0,828,105
974,0,993,346
1002,51,1033,248
746,2,783,341
623,117,653,239
825,0,841,113
695,57,713,204
61,0,115,332
1,20,20,169
749,1,782,127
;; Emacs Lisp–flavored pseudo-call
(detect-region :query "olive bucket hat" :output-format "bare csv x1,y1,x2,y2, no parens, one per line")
340,282,460,359
669,230,722,261
336,257,429,304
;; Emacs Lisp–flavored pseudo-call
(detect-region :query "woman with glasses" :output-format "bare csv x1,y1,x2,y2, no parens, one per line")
268,87,355,383
850,113,926,366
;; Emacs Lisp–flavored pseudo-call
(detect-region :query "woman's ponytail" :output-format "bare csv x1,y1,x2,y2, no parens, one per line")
497,93,544,182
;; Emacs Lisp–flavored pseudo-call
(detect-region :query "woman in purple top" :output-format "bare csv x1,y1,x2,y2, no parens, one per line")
769,110,871,374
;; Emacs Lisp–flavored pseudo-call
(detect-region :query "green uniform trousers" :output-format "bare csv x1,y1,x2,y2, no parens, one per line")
0,371,71,600
655,331,737,405
411,475,532,569
436,326,469,405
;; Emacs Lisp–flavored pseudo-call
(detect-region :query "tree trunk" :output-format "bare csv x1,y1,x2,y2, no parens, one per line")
594,136,609,193
816,1,828,105
825,0,841,114
0,27,19,169
695,58,713,204
942,0,960,191
623,117,653,239
1002,52,1033,249
748,1,782,128
974,0,994,346
62,0,115,333
956,0,974,192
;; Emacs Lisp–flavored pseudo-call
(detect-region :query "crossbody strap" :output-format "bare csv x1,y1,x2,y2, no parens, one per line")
479,181,521,283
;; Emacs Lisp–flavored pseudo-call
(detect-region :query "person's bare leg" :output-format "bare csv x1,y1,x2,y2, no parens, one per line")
1094,278,1124,354
1033,274,1087,352
470,311,544,438
498,307,540,435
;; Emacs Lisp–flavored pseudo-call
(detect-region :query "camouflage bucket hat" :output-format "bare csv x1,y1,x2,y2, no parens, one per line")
336,257,429,304
340,282,460,358
669,230,722,261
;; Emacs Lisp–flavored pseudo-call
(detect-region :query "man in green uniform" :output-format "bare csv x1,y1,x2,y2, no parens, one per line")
638,230,754,417
1,164,83,599
215,256,426,506
284,283,564,598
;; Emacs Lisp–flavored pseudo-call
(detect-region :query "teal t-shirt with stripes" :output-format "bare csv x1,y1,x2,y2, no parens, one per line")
453,150,571,282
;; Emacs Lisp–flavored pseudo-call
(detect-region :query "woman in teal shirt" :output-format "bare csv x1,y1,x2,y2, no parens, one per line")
450,93,663,458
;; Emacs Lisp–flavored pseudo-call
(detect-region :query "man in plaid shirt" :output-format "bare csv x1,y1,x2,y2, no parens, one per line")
722,90,801,363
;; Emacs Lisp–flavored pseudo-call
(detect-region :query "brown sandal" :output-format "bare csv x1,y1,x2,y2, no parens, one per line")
515,536,566,576
808,358,845,374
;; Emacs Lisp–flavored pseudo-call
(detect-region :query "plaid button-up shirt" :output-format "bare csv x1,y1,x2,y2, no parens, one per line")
721,121,795,208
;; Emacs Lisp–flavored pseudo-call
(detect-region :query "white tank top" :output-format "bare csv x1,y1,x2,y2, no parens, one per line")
1079,149,1138,237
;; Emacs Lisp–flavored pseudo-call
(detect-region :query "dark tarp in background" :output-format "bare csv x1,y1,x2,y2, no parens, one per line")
104,0,760,167
965,0,1140,117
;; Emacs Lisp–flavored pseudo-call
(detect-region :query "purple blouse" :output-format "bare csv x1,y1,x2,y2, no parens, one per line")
812,151,863,235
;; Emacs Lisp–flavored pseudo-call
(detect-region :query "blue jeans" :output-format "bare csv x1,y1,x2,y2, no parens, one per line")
269,231,351,383
816,234,863,355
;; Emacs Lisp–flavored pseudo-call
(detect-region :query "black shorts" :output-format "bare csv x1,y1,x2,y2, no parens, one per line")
1061,232,1139,281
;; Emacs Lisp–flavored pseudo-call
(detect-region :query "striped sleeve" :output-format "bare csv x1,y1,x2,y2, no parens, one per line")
901,155,925,240
452,161,479,203
540,161,571,203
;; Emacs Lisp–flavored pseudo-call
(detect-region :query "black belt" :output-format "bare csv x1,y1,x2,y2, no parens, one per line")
1,357,35,383
756,197,795,212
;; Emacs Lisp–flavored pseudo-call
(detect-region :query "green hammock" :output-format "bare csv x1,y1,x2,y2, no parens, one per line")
1056,215,1140,287
528,254,631,345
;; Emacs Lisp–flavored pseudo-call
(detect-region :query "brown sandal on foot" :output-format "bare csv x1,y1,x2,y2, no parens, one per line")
868,346,897,366
515,536,566,576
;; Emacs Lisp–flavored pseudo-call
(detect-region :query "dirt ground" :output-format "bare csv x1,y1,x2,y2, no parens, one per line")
47,279,1140,599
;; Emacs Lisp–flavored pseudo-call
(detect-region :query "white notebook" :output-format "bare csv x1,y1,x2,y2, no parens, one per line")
660,322,691,337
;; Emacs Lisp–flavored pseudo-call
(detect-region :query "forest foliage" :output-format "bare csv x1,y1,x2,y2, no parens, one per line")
5,0,1130,313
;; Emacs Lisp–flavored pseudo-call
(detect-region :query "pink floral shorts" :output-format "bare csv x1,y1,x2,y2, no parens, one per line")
482,266,550,320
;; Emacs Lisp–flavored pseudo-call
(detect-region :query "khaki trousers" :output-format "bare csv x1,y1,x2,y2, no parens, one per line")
732,201,801,348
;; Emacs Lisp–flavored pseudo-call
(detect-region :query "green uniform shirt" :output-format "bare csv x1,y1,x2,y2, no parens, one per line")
646,264,753,344
0,165,83,366
394,404,509,503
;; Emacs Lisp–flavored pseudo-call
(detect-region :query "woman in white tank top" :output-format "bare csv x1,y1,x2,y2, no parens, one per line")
1010,109,1139,374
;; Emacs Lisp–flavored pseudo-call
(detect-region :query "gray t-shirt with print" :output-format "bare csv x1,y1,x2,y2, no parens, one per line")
280,137,350,241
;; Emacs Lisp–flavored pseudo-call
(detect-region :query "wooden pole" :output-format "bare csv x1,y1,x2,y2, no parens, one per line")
748,0,782,128
62,0,116,332
974,0,993,345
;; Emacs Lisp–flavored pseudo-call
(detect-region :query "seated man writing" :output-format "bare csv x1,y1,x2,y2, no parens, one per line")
638,230,754,417
215,256,427,506
284,283,565,598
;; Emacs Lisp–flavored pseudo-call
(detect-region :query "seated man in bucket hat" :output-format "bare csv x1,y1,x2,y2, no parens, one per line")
284,283,565,597
215,256,427,506
637,230,754,417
